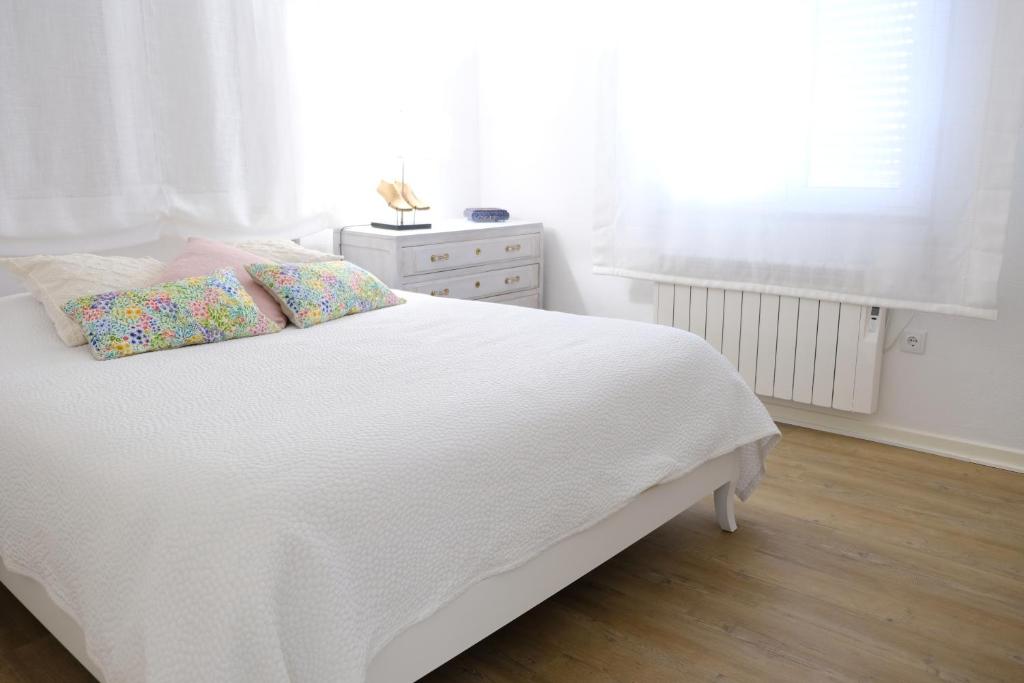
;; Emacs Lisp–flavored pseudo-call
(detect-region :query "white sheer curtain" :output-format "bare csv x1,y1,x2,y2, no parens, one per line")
0,0,476,255
0,0,311,253
593,0,1024,319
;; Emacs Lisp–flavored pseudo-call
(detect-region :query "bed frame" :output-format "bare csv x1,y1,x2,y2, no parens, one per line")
1,235,746,680
1,451,741,682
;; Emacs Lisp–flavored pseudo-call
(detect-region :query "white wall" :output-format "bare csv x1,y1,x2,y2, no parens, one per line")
478,52,1024,454
478,53,654,323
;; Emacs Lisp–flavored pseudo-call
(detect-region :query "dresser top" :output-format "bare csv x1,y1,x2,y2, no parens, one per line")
340,219,542,240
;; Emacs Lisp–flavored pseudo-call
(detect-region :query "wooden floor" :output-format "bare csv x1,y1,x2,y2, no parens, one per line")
1,425,1022,682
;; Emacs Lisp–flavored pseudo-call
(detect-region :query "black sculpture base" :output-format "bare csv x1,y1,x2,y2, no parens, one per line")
370,221,432,231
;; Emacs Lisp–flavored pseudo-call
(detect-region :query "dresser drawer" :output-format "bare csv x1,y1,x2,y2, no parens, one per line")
408,264,540,300
481,290,541,308
401,233,541,276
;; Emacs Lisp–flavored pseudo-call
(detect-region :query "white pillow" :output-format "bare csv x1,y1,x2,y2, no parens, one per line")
232,239,343,264
0,254,166,346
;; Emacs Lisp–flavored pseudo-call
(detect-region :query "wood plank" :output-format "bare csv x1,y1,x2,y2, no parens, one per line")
831,304,863,412
811,301,840,407
738,292,761,389
754,294,780,396
704,288,725,352
689,287,708,338
672,285,691,332
721,290,743,369
792,298,819,404
773,296,799,400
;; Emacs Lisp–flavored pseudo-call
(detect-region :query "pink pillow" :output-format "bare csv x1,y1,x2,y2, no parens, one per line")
150,237,288,328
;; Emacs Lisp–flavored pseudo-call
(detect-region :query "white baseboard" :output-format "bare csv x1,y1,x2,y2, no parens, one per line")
764,401,1024,474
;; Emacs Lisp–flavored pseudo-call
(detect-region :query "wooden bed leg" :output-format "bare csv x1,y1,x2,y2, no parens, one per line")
714,480,738,532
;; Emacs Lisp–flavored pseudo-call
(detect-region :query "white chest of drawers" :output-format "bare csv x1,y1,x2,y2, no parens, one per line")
335,220,544,308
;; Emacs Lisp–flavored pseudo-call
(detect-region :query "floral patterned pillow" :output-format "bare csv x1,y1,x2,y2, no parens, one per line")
246,261,404,328
63,268,282,360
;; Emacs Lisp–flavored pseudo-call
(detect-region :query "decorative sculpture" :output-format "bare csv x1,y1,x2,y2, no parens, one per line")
372,161,431,230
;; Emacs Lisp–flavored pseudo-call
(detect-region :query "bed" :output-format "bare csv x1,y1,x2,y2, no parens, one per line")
0,287,779,682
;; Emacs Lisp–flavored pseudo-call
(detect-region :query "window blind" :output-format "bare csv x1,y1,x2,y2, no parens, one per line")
808,0,924,191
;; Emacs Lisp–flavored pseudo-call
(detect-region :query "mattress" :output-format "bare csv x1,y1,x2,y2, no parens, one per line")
0,291,779,682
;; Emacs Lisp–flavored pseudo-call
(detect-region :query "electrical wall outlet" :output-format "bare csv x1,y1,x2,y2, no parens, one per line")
901,329,927,354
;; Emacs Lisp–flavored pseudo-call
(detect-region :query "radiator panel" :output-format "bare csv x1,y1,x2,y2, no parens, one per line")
755,294,780,396
722,290,742,368
772,296,799,400
792,298,819,404
812,301,841,408
689,286,707,338
705,288,725,352
832,303,862,412
655,284,886,414
738,292,760,388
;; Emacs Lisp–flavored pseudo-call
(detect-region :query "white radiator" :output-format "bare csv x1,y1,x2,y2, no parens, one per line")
655,284,886,414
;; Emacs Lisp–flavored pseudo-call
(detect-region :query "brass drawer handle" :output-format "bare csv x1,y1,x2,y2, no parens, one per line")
430,253,450,263
475,248,482,255
504,244,522,253
505,275,521,285
475,281,481,288
430,288,450,297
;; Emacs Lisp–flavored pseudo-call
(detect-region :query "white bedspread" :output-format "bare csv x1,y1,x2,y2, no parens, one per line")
0,291,778,682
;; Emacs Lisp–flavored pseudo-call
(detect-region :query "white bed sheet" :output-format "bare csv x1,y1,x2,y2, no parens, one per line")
0,291,778,682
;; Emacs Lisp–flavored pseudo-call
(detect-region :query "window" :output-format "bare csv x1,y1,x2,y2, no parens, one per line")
615,0,949,215
595,0,1022,318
